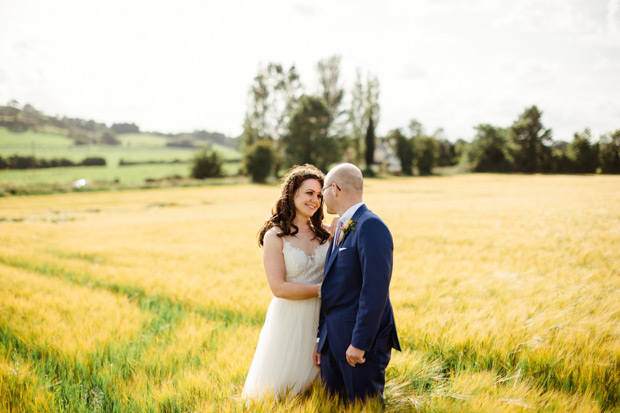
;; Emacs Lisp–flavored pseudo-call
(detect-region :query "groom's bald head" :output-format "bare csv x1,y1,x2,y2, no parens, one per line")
326,163,364,195
322,163,364,215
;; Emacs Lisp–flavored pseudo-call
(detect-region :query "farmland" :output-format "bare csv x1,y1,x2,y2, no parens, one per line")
0,174,619,411
0,127,242,189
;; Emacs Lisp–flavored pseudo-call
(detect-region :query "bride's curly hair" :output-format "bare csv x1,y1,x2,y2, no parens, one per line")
258,164,331,247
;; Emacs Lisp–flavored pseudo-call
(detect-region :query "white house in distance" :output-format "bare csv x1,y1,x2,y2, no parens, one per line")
373,139,401,173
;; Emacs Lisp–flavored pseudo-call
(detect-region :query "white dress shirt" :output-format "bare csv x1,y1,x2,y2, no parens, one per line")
338,202,365,228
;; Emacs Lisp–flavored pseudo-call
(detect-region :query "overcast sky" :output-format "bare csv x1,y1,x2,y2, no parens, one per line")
1,0,619,141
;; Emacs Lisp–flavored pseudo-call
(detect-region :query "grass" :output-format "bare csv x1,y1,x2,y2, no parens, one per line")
0,163,242,187
0,127,242,191
0,128,241,163
0,174,618,411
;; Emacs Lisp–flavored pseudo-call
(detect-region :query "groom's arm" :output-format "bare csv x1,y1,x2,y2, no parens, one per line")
314,303,325,368
351,217,393,352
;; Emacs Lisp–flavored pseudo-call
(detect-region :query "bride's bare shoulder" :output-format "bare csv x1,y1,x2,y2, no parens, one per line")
266,226,283,236
264,227,284,245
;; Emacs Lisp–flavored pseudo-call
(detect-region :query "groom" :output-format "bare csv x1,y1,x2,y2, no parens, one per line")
314,163,400,403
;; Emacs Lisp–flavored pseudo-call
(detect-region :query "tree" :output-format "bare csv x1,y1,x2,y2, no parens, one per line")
243,63,302,174
364,116,376,175
408,118,424,172
21,104,44,128
111,123,140,134
454,139,467,163
388,129,414,175
409,119,424,138
402,118,439,174
101,131,120,145
463,124,512,172
80,157,106,166
599,130,620,174
240,115,261,150
240,114,274,179
549,141,574,173
8,155,36,169
431,128,457,166
317,55,345,138
364,75,380,170
569,129,598,173
436,139,457,166
349,70,365,165
415,137,438,175
244,140,275,183
243,71,269,148
281,95,340,171
0,103,27,131
191,148,223,179
509,105,553,173
348,71,380,168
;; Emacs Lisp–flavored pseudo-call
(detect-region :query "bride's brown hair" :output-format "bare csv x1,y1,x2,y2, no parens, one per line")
258,164,331,247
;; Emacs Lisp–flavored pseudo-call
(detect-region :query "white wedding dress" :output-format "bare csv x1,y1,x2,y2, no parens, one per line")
242,235,329,400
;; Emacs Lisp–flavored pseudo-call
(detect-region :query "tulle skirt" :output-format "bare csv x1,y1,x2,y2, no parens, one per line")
242,296,321,399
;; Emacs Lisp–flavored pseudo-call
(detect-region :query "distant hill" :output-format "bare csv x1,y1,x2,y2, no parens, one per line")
0,101,238,149
156,130,238,149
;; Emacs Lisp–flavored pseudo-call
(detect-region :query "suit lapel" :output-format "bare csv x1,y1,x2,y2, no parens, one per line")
323,204,369,276
324,234,338,275
325,235,335,266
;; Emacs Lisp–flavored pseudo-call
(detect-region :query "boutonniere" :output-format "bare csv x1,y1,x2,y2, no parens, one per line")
338,220,357,245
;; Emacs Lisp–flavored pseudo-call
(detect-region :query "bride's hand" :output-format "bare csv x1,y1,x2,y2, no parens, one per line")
329,216,340,239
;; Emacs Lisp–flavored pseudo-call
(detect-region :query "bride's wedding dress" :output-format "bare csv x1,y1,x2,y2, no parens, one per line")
242,236,329,399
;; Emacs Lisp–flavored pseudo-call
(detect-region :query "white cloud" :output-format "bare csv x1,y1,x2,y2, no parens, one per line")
608,0,620,39
0,0,618,140
292,2,323,17
398,61,428,80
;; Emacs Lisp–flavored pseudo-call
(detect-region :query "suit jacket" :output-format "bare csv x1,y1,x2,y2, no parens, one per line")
318,204,400,361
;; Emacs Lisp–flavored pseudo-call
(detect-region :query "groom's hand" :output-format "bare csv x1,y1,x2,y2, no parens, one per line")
346,345,366,367
313,343,321,369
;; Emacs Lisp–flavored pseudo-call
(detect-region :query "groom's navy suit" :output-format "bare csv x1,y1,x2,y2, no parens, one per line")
318,204,400,402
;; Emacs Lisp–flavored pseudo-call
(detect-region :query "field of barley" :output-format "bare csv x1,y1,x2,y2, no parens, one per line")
1,174,619,412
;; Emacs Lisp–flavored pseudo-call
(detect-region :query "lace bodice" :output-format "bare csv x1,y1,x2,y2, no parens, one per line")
281,237,329,285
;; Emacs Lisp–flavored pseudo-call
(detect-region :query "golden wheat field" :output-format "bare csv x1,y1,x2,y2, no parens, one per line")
1,174,619,412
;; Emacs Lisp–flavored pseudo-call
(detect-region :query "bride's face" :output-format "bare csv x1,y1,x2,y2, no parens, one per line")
293,179,323,219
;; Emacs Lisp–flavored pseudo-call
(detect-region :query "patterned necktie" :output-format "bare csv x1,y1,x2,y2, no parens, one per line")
332,220,343,251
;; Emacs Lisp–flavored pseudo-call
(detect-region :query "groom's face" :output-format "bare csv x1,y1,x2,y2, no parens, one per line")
321,180,338,215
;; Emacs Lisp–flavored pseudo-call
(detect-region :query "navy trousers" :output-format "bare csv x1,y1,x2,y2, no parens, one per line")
320,339,391,403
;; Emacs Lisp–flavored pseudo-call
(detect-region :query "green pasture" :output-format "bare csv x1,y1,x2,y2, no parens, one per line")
0,164,187,186
0,128,242,187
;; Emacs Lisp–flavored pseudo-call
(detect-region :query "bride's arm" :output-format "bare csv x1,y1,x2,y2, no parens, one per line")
263,230,320,300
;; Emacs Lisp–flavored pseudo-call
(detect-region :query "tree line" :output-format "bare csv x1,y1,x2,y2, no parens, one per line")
0,100,122,146
240,56,391,182
0,101,237,150
3,70,618,180
233,56,619,182
462,106,620,174
0,155,106,169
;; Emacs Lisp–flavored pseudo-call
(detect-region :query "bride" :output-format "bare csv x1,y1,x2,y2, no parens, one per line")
242,164,333,400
